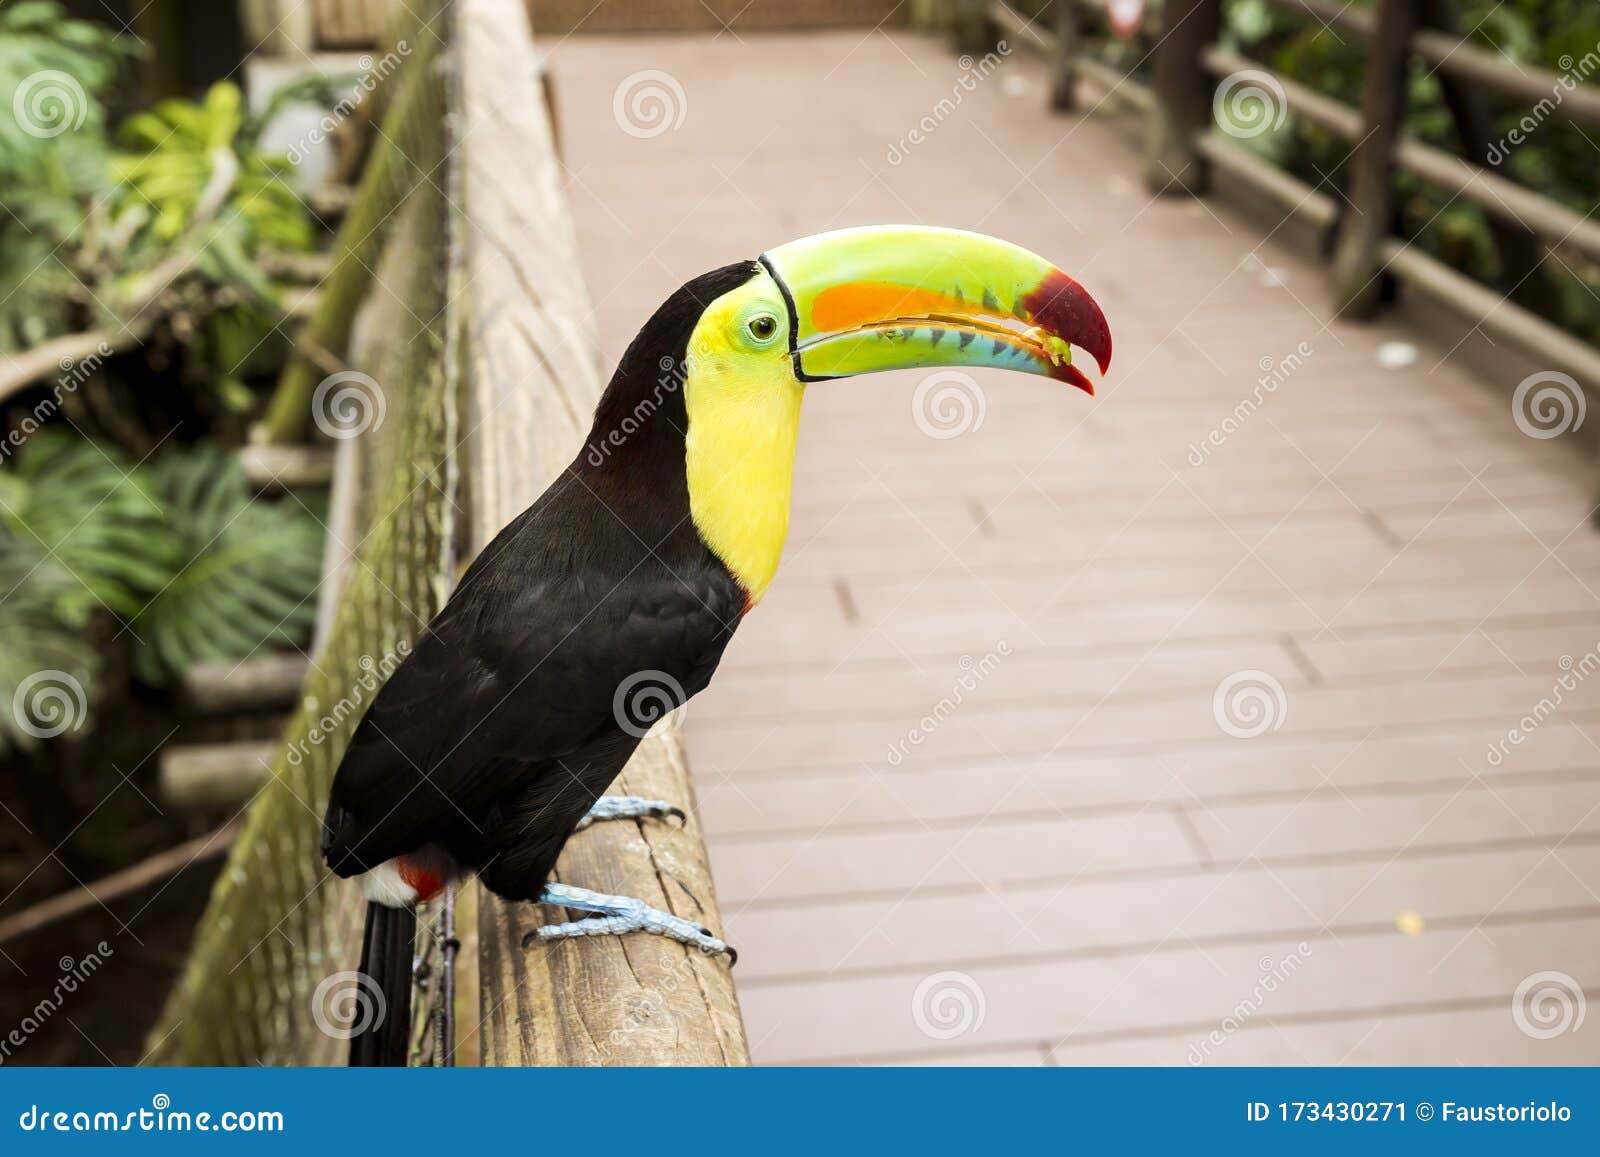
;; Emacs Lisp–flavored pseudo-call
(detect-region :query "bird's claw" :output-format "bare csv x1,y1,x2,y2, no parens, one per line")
576,795,688,830
524,882,736,963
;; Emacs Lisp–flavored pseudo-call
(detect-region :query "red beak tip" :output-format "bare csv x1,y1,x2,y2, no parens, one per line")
1059,363,1095,396
1022,270,1113,382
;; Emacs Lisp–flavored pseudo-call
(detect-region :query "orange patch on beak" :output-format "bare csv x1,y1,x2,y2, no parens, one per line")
808,282,973,335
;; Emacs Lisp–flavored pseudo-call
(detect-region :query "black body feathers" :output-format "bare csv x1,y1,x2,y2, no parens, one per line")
321,261,759,902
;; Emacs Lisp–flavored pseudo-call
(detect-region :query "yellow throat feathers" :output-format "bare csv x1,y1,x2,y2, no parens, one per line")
682,299,805,607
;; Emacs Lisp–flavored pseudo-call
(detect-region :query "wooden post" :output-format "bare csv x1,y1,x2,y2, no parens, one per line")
1049,0,1083,112
1418,0,1558,319
951,0,994,58
1331,0,1420,318
1145,0,1221,194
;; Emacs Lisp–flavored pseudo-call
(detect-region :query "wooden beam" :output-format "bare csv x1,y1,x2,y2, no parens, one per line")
1202,46,1600,263
1267,0,1600,128
239,444,335,490
454,0,748,1067
180,654,311,714
1331,0,1419,318
1196,132,1339,233
1046,1,1077,110
1418,0,1555,317
989,1,1153,113
0,824,238,945
159,743,277,810
1145,0,1222,195
1379,238,1600,391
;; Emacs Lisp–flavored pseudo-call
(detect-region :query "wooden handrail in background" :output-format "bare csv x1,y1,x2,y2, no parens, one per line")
990,0,1600,390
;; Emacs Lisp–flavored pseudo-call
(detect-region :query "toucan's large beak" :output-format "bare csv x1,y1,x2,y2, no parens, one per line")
759,225,1111,394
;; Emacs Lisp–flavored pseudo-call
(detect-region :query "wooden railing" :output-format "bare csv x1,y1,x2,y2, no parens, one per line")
151,0,746,1067
986,0,1600,389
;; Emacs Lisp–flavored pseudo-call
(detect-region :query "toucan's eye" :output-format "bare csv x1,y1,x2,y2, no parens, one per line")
747,314,778,343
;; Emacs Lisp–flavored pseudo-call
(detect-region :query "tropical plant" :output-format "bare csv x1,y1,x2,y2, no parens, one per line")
0,435,325,748
0,0,136,353
0,6,330,416
130,444,324,685
0,431,177,621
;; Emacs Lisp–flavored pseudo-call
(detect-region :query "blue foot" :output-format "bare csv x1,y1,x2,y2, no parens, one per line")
524,883,735,963
576,794,686,830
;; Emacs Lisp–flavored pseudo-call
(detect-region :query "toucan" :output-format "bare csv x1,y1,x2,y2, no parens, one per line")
320,224,1111,1065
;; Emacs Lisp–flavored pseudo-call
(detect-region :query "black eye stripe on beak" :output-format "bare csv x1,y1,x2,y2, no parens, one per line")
758,253,832,383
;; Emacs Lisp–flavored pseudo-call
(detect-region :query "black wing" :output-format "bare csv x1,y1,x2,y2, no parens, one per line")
320,556,740,877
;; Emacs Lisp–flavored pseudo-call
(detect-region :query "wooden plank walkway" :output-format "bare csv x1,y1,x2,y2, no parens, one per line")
547,30,1599,1064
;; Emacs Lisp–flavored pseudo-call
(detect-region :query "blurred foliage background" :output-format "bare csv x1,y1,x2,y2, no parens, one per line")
0,1,339,901
1223,0,1600,340
1017,0,1600,340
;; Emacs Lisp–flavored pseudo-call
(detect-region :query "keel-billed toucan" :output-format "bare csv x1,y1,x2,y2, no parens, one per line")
320,225,1111,1064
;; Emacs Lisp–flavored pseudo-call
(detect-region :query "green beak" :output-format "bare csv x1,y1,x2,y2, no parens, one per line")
759,225,1112,394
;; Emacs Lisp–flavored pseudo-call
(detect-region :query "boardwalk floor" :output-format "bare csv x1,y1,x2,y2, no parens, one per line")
548,29,1599,1065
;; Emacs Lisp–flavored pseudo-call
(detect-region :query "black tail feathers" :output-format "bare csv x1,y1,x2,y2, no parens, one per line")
349,901,416,1067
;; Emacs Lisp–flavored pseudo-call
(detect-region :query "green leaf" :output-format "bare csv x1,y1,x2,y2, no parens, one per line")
129,445,324,685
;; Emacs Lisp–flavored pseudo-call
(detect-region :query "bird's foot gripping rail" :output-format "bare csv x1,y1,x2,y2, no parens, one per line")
526,883,736,963
531,796,736,966
526,798,733,960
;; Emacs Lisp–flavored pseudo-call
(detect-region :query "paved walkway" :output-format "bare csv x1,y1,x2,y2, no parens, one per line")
549,29,1599,1064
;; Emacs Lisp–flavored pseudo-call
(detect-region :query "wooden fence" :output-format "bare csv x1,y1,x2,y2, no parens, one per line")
983,0,1600,390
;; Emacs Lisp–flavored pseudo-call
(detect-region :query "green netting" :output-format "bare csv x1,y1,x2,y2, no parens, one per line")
145,0,457,1065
